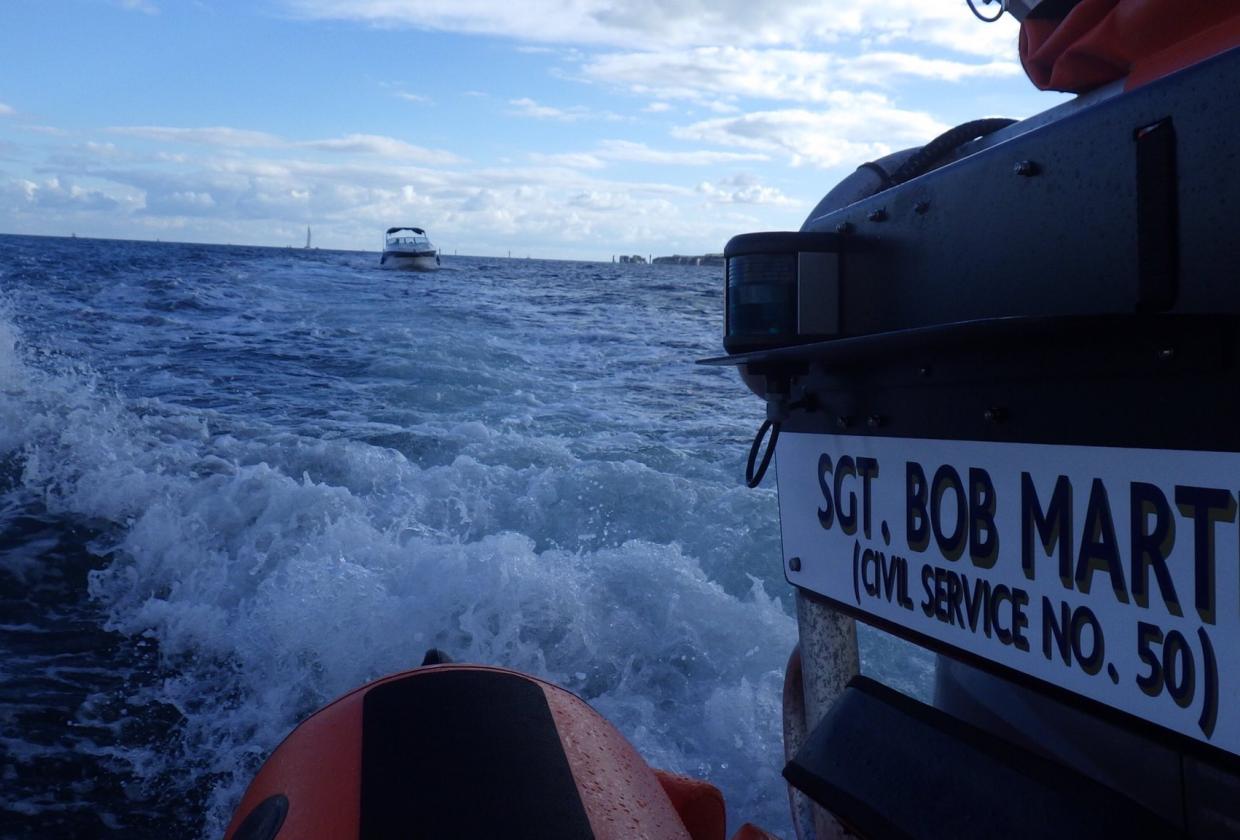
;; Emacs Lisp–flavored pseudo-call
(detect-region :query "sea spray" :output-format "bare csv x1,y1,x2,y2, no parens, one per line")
0,234,930,838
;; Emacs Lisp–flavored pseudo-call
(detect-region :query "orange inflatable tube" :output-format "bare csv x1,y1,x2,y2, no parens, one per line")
225,664,766,840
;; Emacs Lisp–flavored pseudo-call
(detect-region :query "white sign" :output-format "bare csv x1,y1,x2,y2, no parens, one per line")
776,432,1239,756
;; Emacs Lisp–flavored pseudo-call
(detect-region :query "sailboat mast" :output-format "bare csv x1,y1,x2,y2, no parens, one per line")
305,226,311,249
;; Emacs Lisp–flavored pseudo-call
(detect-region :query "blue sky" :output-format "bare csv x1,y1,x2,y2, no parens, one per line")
0,0,1069,259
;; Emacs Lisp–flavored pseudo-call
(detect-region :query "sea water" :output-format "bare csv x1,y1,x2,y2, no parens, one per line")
0,234,932,838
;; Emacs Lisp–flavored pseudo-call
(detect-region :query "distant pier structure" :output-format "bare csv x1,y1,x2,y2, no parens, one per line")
651,253,724,267
613,253,724,266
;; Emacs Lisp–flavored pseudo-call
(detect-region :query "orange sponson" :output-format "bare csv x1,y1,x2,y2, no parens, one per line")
223,663,771,840
1019,0,1240,93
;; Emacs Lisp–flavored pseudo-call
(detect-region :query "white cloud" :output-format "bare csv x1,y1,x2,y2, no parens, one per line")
47,141,134,168
17,124,69,136
644,102,672,113
697,173,794,205
509,97,574,120
0,103,14,117
529,140,767,169
841,51,1020,82
528,151,607,169
675,98,946,168
395,91,431,103
117,0,159,13
507,97,617,122
149,190,218,214
10,132,773,257
108,126,285,147
581,46,1018,106
2,176,128,212
567,190,631,211
105,125,460,164
299,133,461,163
595,139,767,166
281,0,1020,57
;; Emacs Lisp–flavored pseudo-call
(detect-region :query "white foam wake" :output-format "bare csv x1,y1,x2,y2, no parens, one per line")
0,307,805,835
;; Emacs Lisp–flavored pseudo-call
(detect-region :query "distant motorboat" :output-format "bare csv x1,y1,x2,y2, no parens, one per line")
380,227,440,271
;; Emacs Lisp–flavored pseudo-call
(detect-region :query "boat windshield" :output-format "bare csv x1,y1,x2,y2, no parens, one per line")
386,234,431,248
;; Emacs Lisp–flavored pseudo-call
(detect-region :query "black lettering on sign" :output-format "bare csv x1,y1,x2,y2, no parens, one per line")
991,584,1014,646
859,550,913,609
857,457,879,540
879,552,900,606
1129,482,1181,616
907,462,930,553
817,453,835,530
1011,588,1030,652
1163,630,1196,709
898,557,915,610
968,468,999,569
931,465,967,562
1135,622,1198,711
1135,621,1164,697
1041,597,1104,675
1071,605,1105,676
941,567,963,625
1021,473,1073,587
836,456,858,536
962,573,989,636
928,566,952,623
861,548,880,598
1174,485,1236,625
1075,479,1129,604
916,565,1029,650
1044,597,1071,665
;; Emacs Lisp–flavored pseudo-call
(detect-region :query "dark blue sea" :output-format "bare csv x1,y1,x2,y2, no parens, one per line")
0,234,930,838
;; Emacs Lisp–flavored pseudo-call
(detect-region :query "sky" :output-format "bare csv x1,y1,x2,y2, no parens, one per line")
0,0,1071,260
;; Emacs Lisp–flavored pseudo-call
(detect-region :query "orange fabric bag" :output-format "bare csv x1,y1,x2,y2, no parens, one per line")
1019,0,1240,92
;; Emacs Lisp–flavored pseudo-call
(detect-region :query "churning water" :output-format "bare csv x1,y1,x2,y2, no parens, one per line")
0,234,930,838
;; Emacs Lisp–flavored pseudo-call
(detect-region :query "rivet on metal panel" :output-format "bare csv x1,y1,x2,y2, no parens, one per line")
867,208,887,222
918,365,932,377
914,200,931,215
1013,160,1040,177
1157,347,1176,361
983,407,1007,423
867,414,885,428
836,415,853,430
834,221,854,234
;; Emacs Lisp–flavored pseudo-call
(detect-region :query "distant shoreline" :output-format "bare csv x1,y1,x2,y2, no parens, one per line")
0,232,720,265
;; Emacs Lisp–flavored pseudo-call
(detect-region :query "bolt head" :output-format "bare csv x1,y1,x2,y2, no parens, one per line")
835,221,854,234
914,200,930,215
1014,160,1040,177
867,208,887,222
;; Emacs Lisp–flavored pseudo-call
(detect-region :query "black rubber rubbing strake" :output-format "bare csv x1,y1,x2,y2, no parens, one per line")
231,794,288,840
360,669,594,840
